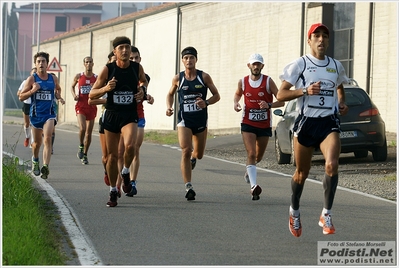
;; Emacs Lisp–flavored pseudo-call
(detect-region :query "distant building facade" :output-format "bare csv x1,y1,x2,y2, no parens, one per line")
13,2,162,77
14,3,102,76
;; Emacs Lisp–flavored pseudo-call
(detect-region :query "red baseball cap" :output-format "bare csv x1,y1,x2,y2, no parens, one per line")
308,23,329,39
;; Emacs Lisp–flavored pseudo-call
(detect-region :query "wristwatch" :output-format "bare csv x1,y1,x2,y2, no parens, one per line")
302,88,307,95
205,100,210,107
140,85,147,100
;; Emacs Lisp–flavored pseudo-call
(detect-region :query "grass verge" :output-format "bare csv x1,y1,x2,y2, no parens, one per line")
144,130,179,145
4,109,23,118
2,157,67,265
380,174,397,182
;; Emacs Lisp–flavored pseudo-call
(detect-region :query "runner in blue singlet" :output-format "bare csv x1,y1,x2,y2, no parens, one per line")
18,51,63,180
166,46,221,201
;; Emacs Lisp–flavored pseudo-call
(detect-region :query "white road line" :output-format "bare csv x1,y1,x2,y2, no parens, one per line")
163,144,397,205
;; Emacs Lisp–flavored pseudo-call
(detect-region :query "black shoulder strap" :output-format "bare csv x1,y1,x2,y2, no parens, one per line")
178,71,185,90
107,61,116,82
296,56,306,86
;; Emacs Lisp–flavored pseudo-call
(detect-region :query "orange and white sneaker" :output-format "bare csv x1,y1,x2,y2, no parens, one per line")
319,213,335,235
289,213,302,237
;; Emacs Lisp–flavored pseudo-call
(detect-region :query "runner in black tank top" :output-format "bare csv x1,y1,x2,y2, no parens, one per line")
89,36,148,207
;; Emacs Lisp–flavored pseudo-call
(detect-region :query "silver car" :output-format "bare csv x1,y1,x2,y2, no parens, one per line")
273,79,387,165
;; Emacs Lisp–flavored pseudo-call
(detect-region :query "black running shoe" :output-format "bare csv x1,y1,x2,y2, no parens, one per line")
185,183,196,201
81,155,89,165
107,191,118,207
185,189,196,201
121,173,132,193
191,158,197,170
126,181,137,197
251,185,262,201
77,146,84,160
40,165,49,179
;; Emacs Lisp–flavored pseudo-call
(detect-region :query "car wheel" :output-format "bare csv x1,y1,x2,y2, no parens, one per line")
354,150,368,158
290,135,296,166
372,139,388,161
275,135,291,164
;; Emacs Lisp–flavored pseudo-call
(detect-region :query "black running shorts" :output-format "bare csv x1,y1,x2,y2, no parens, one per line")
241,123,272,137
293,114,340,148
22,103,30,115
102,110,138,133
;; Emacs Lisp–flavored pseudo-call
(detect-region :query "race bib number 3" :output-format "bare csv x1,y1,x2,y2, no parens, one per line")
308,89,335,109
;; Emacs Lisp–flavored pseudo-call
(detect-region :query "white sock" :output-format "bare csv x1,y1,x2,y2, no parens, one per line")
110,186,117,192
24,126,30,138
246,165,257,188
121,166,129,174
290,206,300,217
322,208,331,215
185,182,193,190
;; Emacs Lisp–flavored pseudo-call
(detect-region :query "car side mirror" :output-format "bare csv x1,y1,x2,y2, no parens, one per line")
273,109,283,116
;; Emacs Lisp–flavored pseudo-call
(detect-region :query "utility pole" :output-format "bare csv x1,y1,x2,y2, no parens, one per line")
36,2,41,51
32,3,35,45
3,2,8,113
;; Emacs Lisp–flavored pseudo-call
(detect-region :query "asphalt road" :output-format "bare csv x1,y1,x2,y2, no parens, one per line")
2,122,397,266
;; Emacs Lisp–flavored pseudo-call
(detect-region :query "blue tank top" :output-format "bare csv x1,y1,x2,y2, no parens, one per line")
177,69,208,128
30,73,56,117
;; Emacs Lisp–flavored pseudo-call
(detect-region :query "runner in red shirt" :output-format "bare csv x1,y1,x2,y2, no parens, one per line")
234,53,284,200
71,56,98,165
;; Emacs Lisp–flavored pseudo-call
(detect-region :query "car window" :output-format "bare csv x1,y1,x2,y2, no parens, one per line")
345,88,367,106
285,100,296,113
291,100,296,111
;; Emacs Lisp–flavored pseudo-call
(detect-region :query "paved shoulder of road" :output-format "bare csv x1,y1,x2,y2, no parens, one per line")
2,116,397,266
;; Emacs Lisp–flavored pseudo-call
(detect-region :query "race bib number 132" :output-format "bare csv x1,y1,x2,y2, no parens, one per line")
113,94,133,104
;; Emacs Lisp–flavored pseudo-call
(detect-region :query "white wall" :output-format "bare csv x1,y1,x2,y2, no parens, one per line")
35,2,398,134
369,3,397,133
134,9,179,130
